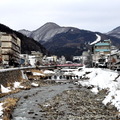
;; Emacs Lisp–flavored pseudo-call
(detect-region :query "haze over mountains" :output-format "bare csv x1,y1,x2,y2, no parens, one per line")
19,22,120,59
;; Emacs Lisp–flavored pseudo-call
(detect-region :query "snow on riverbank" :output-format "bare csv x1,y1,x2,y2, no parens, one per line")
0,82,24,94
0,85,11,93
0,81,39,119
43,70,55,75
74,68,120,112
33,72,45,76
0,103,3,119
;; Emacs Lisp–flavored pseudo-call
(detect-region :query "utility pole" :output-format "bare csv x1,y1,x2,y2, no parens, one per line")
109,39,111,69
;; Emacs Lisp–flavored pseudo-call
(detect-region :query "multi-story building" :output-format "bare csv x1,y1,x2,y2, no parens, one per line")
92,39,111,67
42,55,57,65
31,51,43,65
73,56,82,63
94,39,111,55
0,32,21,66
20,51,43,66
58,56,66,64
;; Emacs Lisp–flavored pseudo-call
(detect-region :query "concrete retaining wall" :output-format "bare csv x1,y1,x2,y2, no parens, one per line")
0,66,48,87
0,70,23,87
0,67,36,87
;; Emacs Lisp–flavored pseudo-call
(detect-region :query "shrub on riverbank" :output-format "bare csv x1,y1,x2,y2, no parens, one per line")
2,98,19,120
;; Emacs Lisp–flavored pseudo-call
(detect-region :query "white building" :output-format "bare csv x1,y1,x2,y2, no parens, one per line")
42,55,57,65
73,56,82,63
28,55,36,66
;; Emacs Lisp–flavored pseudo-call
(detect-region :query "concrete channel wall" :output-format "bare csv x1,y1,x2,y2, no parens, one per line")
0,70,22,86
0,66,57,87
0,67,36,87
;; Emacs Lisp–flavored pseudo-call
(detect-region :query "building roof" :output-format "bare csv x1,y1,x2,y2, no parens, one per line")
104,39,111,41
95,43,110,46
95,49,110,52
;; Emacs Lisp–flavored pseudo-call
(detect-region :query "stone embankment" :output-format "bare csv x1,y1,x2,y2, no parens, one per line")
0,69,22,87
0,67,36,87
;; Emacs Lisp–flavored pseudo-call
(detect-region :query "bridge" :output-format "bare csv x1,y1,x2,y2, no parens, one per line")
36,64,83,70
0,64,83,87
56,64,83,68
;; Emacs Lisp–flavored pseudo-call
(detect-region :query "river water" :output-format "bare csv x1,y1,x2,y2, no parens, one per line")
9,83,77,120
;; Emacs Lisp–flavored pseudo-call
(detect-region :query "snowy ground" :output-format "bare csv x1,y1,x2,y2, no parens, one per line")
73,68,120,112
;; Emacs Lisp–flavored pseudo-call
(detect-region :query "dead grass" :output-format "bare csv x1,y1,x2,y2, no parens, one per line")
7,83,14,89
27,69,46,80
30,69,44,74
2,98,19,120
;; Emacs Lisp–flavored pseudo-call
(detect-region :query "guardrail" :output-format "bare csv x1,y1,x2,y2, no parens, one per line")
0,67,35,72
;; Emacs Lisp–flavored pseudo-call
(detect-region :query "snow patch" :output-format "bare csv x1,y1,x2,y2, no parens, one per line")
14,82,24,89
90,34,101,45
1,85,11,93
31,83,39,87
91,87,99,94
21,70,28,80
32,72,45,76
43,70,55,74
74,68,120,111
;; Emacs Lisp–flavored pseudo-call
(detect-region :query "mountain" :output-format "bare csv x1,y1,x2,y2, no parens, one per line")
0,23,48,55
43,30,120,58
19,22,70,44
107,26,120,39
19,29,31,37
19,23,120,59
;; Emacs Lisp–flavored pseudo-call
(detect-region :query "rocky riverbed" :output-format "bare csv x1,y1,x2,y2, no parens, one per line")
39,87,118,120
1,80,119,120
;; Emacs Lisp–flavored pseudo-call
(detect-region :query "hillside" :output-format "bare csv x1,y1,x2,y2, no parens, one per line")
0,23,48,55
107,26,120,39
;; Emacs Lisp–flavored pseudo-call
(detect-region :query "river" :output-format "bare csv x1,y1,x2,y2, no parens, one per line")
1,68,118,120
9,83,77,120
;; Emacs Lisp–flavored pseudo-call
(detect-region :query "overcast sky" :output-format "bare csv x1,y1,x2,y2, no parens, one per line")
0,0,119,33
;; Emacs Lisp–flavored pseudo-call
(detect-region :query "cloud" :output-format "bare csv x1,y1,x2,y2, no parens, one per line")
0,0,120,32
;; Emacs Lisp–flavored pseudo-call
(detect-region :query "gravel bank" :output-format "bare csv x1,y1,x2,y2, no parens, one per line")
39,86,118,120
